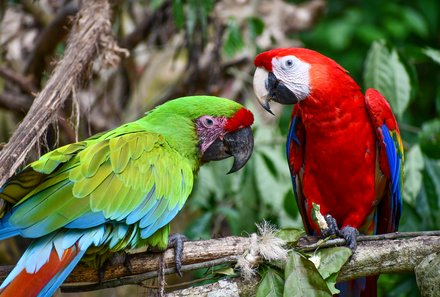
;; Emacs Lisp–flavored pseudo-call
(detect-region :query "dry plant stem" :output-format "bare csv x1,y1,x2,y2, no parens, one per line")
0,232,432,293
0,0,113,189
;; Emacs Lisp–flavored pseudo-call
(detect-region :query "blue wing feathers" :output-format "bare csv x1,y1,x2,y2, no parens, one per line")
65,211,108,229
380,125,402,231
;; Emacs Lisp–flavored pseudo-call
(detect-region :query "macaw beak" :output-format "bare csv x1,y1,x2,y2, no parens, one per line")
201,127,254,174
253,67,299,114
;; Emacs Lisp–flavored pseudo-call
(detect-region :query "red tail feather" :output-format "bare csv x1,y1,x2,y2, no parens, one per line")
0,244,80,297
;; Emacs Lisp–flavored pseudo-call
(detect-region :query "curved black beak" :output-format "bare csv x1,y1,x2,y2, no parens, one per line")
253,67,299,114
201,127,254,174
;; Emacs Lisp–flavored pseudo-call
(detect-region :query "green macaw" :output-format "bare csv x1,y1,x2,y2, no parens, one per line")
0,95,254,297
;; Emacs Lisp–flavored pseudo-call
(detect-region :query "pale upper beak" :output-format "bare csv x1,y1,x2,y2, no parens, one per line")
253,67,299,114
253,67,273,114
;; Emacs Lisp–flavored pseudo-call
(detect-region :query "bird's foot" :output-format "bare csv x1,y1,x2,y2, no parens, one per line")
98,261,108,285
320,214,359,253
97,252,133,284
321,214,339,237
109,251,133,273
167,233,187,277
339,226,359,252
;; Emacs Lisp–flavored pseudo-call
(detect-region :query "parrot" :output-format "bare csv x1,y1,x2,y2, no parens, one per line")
252,48,403,296
0,95,254,297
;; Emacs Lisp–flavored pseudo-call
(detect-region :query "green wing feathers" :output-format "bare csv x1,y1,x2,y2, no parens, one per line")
4,126,195,241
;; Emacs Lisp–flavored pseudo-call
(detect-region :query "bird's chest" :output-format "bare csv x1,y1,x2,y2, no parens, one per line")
300,118,378,228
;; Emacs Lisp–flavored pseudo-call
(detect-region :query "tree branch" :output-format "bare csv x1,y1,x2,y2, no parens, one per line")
0,232,436,294
0,0,118,189
0,66,36,95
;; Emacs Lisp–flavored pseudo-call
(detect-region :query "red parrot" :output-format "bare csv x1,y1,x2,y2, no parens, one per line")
252,48,403,296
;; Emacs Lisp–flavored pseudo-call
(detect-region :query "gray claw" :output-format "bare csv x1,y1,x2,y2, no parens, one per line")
321,214,339,237
338,226,359,252
168,233,187,277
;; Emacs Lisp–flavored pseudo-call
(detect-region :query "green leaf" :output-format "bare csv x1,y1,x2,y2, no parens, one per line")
223,19,244,57
247,16,265,40
421,157,440,227
151,0,165,10
276,228,305,243
419,119,440,159
284,252,332,297
256,268,285,297
315,247,352,294
171,0,184,29
423,47,440,65
214,267,236,276
424,158,440,206
403,145,424,205
364,40,411,118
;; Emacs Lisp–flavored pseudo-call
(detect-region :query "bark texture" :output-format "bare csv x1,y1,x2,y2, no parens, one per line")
0,0,119,189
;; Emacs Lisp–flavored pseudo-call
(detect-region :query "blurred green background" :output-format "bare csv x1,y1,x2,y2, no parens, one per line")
0,0,439,296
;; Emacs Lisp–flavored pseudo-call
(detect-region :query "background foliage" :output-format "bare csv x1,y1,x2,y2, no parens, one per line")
0,0,439,296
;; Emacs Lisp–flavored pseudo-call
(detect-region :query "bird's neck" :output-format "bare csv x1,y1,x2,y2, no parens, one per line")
298,81,366,132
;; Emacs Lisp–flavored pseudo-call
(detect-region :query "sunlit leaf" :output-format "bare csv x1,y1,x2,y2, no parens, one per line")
364,40,411,118
314,247,352,294
284,252,332,297
423,47,440,65
276,228,305,243
403,145,424,205
214,267,236,276
256,268,284,297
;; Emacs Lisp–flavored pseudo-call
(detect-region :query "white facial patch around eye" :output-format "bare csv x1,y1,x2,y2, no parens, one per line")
272,55,311,101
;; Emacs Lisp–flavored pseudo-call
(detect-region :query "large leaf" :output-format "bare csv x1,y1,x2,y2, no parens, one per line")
284,252,332,297
256,268,285,297
364,40,411,118
403,145,424,205
276,228,305,244
314,247,352,294
223,19,245,57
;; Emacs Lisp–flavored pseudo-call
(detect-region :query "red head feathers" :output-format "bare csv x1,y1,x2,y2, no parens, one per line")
225,108,254,132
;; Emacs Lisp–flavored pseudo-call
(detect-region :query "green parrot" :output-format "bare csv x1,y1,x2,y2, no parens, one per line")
0,95,254,297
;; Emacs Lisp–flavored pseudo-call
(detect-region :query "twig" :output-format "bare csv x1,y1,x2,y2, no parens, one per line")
0,92,32,112
0,0,116,189
0,66,36,95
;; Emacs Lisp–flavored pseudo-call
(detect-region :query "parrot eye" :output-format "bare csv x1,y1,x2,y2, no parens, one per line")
204,117,214,126
285,59,293,68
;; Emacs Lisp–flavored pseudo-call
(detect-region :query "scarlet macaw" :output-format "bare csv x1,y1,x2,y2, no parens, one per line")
253,48,403,296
